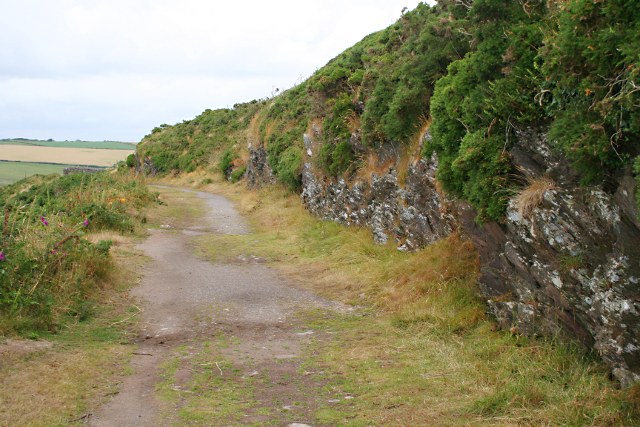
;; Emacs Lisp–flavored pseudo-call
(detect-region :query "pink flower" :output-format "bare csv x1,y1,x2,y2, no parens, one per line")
0,251,5,262
40,216,49,226
83,219,89,227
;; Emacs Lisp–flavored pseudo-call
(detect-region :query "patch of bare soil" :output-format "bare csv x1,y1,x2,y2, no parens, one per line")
88,187,347,426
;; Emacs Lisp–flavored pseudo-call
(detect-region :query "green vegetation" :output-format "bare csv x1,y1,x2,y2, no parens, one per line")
137,104,261,174
157,341,256,425
0,210,147,426
426,0,640,220
217,148,238,180
426,0,546,220
0,161,69,186
543,0,640,185
0,172,156,335
0,138,136,150
188,181,639,425
136,1,639,222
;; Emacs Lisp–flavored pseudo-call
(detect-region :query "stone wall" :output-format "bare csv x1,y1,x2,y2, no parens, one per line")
63,166,104,175
248,125,640,386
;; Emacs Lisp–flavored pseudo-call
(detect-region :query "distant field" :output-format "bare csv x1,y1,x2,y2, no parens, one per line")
0,138,136,150
0,161,71,186
0,145,133,167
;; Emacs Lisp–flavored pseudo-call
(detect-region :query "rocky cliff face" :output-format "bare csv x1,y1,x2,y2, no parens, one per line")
248,126,640,386
245,145,276,188
478,127,640,387
301,137,454,251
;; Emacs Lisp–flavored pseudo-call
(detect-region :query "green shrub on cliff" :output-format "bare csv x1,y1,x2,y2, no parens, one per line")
426,0,546,221
138,103,261,174
427,0,639,220
542,0,640,184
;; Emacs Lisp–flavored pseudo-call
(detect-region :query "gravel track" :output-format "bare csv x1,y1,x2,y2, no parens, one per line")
89,187,342,427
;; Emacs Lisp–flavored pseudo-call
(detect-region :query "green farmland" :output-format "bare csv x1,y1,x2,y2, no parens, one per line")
0,161,74,186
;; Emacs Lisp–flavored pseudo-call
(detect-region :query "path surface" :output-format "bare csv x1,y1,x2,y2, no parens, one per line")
89,187,344,426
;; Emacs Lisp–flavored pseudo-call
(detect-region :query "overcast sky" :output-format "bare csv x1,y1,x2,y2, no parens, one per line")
0,0,432,142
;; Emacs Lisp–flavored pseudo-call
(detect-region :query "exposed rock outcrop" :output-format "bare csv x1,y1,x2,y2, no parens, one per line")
248,126,640,386
300,133,454,250
484,127,640,387
134,154,159,176
245,145,276,188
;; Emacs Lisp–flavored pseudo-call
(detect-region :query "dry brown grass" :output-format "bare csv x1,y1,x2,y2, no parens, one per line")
306,118,323,139
514,176,557,218
0,346,131,426
344,110,361,134
397,118,431,186
247,112,263,148
355,152,398,183
353,119,431,187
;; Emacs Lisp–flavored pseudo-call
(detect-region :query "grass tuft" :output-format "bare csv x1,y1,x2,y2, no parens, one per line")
514,176,557,218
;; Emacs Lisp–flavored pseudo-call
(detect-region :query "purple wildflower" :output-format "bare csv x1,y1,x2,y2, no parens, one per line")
83,219,89,227
0,251,5,262
40,216,49,226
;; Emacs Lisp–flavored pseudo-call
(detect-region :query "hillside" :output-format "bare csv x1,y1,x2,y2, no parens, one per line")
136,0,639,218
133,0,640,386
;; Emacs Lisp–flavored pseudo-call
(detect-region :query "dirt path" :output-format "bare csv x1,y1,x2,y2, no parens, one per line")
89,187,345,427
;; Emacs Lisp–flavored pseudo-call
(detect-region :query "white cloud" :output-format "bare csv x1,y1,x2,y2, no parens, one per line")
0,0,431,141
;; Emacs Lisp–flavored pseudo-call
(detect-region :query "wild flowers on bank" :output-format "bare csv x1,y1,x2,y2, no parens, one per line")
0,172,156,334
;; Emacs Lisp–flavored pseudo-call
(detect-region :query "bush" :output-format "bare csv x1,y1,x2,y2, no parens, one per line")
541,0,640,183
276,147,303,191
218,149,237,179
0,172,156,334
426,0,545,221
125,153,136,168
317,141,355,177
230,166,246,183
